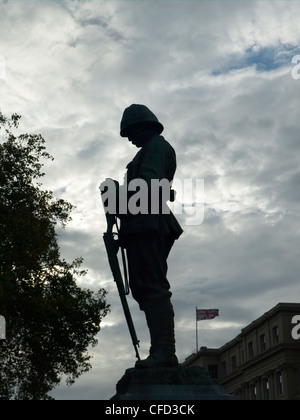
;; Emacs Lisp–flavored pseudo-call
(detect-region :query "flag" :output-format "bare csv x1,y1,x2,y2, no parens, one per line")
196,308,219,321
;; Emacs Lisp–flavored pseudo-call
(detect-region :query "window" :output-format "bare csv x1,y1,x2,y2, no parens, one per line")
273,326,279,344
231,355,237,372
208,364,218,380
250,383,257,400
263,377,270,400
248,341,254,359
221,361,226,378
260,334,266,351
276,371,283,396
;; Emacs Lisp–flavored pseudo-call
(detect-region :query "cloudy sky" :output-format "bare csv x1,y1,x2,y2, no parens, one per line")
1,0,300,400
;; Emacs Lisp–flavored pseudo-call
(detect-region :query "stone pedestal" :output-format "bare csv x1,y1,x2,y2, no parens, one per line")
111,366,237,400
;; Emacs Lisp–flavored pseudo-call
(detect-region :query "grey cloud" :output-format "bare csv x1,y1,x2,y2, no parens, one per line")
78,16,124,42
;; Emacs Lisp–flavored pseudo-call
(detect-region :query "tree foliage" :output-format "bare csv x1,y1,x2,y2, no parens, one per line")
0,111,110,400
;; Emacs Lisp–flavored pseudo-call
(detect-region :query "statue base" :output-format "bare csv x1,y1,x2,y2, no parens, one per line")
111,366,237,400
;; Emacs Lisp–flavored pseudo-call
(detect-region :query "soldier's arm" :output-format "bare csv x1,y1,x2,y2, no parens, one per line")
139,140,175,184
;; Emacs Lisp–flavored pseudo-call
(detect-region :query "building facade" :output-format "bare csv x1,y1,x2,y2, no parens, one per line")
183,303,300,400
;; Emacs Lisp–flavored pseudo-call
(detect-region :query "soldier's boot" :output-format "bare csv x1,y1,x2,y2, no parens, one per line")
135,299,178,369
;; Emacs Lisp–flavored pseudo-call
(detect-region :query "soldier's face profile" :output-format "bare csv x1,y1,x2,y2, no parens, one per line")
127,125,146,148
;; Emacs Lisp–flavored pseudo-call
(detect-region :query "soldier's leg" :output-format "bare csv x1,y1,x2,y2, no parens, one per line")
125,231,178,368
136,296,178,368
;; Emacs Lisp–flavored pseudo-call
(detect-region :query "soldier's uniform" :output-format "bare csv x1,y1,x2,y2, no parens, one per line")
118,105,183,368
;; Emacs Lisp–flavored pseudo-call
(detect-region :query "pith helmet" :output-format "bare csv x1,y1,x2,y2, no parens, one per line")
120,104,164,137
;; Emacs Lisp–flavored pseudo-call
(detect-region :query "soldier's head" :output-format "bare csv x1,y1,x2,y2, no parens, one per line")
120,104,164,147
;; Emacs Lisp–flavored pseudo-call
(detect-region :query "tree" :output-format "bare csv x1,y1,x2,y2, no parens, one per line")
0,110,110,400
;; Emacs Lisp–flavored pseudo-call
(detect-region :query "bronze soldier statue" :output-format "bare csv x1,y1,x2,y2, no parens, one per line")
111,104,183,369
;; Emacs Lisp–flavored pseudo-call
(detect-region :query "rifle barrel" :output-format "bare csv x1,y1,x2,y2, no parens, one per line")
103,230,140,360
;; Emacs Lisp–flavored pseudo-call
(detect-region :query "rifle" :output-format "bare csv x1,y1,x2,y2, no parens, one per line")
100,182,140,361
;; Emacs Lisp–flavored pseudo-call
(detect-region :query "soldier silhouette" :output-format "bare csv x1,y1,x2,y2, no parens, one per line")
111,104,183,368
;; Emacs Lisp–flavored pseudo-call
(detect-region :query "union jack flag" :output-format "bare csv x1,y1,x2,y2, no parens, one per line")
196,308,219,321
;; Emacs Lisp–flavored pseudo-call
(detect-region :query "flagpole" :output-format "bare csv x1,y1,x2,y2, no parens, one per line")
195,306,198,353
